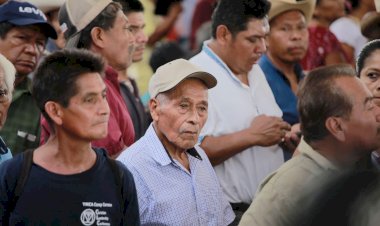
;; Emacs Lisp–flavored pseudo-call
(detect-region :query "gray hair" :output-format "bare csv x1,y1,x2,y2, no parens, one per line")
0,54,15,93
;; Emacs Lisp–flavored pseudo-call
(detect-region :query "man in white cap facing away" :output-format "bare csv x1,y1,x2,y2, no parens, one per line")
117,59,235,225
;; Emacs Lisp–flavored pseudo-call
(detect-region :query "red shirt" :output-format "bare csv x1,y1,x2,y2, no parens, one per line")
301,26,347,71
40,66,135,156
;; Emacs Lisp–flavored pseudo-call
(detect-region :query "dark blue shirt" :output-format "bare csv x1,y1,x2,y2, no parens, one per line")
0,148,140,226
259,54,304,125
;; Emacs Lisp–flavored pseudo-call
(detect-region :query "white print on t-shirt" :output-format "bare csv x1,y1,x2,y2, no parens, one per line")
80,202,113,226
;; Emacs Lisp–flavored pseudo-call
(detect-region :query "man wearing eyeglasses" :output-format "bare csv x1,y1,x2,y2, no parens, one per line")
0,1,57,154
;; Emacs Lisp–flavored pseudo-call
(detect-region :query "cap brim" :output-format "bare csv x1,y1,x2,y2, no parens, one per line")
64,32,81,49
361,12,380,40
8,18,57,39
187,71,217,89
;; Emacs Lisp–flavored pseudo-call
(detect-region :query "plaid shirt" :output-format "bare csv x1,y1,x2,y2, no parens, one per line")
0,77,41,155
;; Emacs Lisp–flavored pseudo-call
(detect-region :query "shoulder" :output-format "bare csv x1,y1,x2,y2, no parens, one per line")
0,154,25,189
116,139,151,169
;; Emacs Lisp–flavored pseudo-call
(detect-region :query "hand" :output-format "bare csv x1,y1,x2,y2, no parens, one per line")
247,115,291,147
281,123,302,153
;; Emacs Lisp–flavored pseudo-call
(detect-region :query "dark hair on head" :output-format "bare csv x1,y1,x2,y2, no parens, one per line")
32,48,105,130
76,2,122,49
348,0,359,9
211,0,271,38
298,65,356,143
113,0,144,14
356,39,380,76
0,22,16,39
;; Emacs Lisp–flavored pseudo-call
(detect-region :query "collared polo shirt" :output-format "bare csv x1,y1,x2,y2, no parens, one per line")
239,139,340,226
117,125,234,226
259,54,304,125
190,41,284,204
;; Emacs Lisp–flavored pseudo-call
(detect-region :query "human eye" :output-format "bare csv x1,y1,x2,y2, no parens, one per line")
84,96,96,104
367,72,380,80
0,89,8,102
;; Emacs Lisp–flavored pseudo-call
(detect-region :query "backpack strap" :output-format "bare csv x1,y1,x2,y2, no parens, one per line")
98,148,125,214
9,149,34,212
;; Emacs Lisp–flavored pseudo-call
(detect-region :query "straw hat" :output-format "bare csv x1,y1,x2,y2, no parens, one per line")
268,0,316,23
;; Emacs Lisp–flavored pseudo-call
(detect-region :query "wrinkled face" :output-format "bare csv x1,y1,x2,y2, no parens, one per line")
0,25,47,77
339,77,380,152
223,18,268,75
268,10,309,64
127,12,147,63
359,49,380,107
150,79,208,150
59,72,110,141
0,67,11,129
102,10,135,71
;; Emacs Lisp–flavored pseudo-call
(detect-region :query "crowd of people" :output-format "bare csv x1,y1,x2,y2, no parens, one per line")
1,0,380,225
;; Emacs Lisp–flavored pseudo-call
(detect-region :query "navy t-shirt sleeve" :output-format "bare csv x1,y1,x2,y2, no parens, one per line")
117,160,141,226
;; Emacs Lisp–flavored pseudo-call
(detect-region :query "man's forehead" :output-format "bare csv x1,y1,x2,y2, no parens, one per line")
10,25,48,38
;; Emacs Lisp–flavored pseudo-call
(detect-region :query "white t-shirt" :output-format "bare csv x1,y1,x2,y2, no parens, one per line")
330,16,368,59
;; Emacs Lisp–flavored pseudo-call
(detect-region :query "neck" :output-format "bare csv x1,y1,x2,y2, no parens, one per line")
208,41,249,84
34,132,96,174
310,17,330,27
15,75,26,87
117,68,129,82
309,139,359,169
153,124,190,171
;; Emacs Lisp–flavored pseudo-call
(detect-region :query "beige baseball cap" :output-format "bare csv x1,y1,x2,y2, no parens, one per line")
58,0,112,48
148,59,217,98
268,0,316,23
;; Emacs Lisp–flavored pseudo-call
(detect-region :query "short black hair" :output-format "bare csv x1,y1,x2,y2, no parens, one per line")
113,0,144,14
77,2,122,49
356,39,380,76
298,65,356,143
32,49,105,130
211,0,271,38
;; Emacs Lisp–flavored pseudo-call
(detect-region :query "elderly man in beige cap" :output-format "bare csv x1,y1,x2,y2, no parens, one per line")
117,59,235,225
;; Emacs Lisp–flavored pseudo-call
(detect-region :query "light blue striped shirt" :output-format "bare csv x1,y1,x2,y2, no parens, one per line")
117,125,234,226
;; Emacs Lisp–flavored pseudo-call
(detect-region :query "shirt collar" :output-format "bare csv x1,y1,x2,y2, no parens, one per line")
145,125,203,166
299,138,339,171
260,54,305,81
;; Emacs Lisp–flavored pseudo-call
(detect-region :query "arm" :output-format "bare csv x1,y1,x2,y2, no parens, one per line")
147,2,182,46
122,166,140,226
200,115,291,166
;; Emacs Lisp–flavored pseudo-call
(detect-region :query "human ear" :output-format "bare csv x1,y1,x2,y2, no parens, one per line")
325,117,346,142
215,25,232,45
149,98,160,122
44,101,63,126
90,27,106,49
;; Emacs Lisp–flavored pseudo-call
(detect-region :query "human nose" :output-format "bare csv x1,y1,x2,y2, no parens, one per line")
24,42,40,55
255,37,267,54
188,108,201,125
136,30,148,44
99,97,110,116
